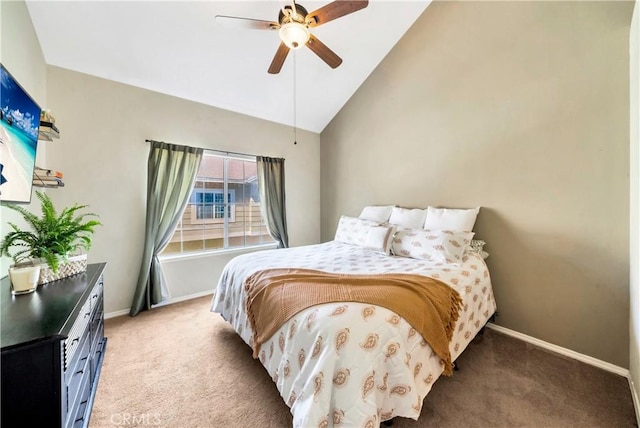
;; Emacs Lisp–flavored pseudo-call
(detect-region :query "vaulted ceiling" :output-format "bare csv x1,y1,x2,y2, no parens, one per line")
26,1,430,133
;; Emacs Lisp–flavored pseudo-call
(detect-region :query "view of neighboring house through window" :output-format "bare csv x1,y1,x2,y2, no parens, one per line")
192,189,235,220
162,152,274,255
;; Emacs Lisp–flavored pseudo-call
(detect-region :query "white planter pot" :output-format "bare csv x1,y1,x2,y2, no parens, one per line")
8,265,41,295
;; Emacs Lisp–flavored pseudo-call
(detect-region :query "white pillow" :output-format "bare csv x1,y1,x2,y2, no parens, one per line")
424,206,480,231
391,228,474,265
362,224,396,255
388,207,428,229
334,216,379,246
359,205,394,223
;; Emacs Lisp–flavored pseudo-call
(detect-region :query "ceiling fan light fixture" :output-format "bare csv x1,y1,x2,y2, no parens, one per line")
279,22,310,49
217,0,369,74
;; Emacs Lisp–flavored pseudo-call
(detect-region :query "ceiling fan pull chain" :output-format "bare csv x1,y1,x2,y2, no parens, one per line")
293,51,298,145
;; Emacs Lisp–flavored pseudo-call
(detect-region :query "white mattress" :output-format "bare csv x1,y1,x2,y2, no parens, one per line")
211,241,497,427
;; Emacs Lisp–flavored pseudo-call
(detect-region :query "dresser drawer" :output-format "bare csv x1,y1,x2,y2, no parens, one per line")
67,365,92,428
90,297,103,347
90,328,105,382
64,299,92,370
89,280,103,314
65,327,91,416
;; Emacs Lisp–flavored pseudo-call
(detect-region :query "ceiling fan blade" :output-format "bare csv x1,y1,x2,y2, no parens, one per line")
306,1,369,27
215,15,279,31
306,34,342,69
268,42,290,74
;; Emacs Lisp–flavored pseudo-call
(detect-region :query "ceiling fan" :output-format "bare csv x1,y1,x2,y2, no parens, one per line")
215,1,369,74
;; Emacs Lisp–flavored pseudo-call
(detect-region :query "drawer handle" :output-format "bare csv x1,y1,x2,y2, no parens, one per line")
75,355,88,374
71,337,80,345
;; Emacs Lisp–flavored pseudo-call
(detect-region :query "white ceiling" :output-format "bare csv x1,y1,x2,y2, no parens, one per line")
26,1,429,133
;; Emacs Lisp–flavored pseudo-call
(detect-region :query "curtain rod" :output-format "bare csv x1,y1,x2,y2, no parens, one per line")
145,139,257,159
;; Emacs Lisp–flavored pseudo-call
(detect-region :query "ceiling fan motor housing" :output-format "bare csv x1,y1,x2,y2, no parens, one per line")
279,3,309,25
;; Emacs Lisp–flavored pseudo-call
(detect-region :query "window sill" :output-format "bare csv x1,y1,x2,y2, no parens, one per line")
158,243,278,263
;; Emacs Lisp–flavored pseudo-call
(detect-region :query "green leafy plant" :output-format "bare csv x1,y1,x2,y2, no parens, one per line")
1,191,101,273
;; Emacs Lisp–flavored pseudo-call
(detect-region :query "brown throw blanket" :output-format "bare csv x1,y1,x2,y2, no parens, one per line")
244,268,463,376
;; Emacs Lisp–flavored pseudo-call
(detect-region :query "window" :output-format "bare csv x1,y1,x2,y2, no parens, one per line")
191,189,235,220
162,152,274,255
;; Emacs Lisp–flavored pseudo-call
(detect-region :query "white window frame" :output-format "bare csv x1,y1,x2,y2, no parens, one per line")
189,189,236,223
161,151,274,257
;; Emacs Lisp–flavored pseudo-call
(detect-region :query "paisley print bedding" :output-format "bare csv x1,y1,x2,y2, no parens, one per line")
211,241,497,427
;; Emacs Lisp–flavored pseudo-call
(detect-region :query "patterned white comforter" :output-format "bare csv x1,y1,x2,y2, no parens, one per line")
210,241,497,428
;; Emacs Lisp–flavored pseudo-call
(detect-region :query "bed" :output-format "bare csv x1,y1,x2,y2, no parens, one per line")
211,207,497,428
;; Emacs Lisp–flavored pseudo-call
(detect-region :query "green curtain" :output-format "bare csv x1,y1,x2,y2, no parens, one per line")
130,141,203,316
256,156,289,248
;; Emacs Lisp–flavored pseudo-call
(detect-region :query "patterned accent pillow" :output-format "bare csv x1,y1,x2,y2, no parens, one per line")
391,228,474,265
334,216,396,255
468,239,489,259
469,239,485,253
334,216,380,246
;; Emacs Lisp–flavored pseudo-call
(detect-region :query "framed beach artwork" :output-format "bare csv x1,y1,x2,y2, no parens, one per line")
0,63,41,203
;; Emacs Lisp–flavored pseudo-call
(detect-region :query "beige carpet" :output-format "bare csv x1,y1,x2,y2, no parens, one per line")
90,296,636,428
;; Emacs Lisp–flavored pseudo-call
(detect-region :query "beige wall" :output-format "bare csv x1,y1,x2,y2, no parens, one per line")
0,0,48,274
45,67,320,315
629,0,639,410
321,1,634,367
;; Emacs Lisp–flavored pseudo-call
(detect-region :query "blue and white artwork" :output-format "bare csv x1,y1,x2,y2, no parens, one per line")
0,64,41,203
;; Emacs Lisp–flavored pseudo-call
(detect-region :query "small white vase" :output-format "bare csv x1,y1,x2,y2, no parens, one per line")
8,265,41,295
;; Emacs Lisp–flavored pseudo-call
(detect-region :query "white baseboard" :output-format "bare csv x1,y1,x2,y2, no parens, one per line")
152,289,214,309
486,323,629,377
104,290,214,320
105,309,129,319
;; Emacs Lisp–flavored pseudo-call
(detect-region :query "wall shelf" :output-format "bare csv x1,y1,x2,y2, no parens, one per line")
33,167,64,188
32,182,65,188
38,122,59,141
35,114,63,187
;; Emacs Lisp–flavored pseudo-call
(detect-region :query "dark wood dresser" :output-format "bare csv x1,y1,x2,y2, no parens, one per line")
1,263,107,428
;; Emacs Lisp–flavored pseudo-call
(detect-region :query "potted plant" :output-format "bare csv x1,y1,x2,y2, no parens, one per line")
1,191,101,290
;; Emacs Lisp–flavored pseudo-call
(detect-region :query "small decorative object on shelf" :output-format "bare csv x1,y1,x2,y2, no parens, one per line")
38,110,59,141
33,166,64,188
0,191,101,286
40,109,55,123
